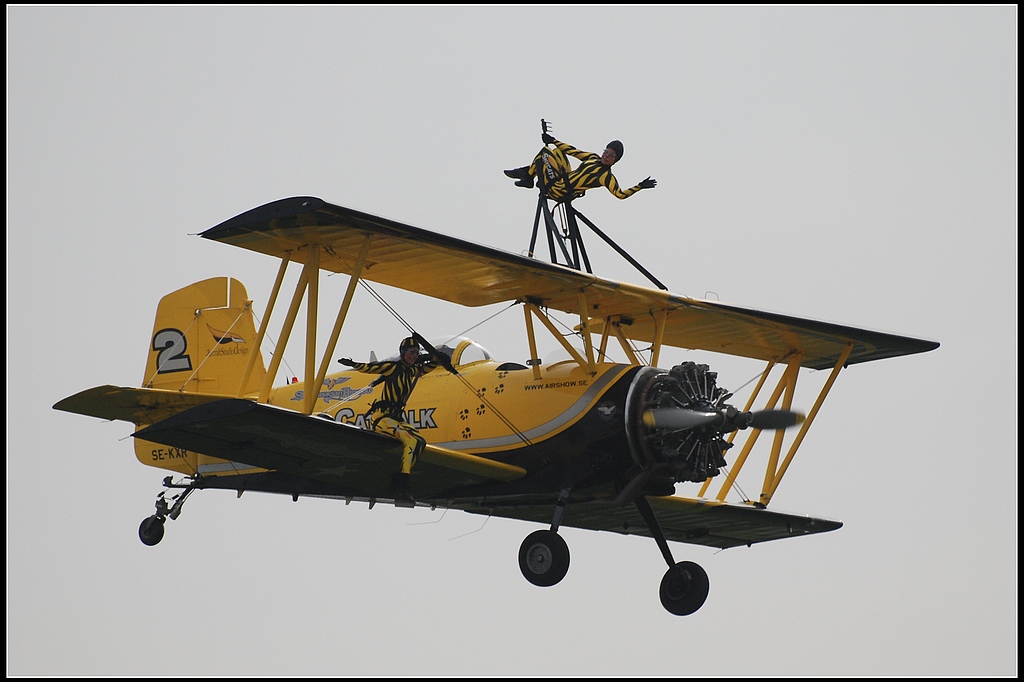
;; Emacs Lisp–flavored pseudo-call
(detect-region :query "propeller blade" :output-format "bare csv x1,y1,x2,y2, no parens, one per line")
746,410,805,430
642,408,721,431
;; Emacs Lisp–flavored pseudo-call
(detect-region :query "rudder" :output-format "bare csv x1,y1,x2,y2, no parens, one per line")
143,277,267,396
136,277,268,475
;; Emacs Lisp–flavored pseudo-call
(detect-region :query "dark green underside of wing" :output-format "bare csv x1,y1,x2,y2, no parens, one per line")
452,496,842,550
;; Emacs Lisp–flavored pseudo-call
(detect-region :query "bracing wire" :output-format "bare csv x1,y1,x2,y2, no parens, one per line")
334,262,532,446
249,309,299,382
447,302,519,344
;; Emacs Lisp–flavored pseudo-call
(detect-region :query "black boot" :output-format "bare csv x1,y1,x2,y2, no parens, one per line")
389,472,416,505
514,177,534,188
504,166,531,179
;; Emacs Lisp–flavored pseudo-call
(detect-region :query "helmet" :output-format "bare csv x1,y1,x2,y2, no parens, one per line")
606,140,623,162
399,336,420,353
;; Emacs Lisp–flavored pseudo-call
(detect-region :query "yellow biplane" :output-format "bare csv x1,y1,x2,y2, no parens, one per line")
53,196,938,616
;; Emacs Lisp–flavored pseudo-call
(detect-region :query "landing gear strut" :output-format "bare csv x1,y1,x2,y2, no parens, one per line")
635,495,710,616
519,485,572,587
138,477,196,546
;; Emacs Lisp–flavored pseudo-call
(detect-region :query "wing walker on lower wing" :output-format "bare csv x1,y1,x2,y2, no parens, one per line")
53,188,937,616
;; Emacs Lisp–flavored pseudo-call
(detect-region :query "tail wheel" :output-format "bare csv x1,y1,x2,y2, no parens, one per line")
659,561,709,615
518,530,570,587
138,515,165,546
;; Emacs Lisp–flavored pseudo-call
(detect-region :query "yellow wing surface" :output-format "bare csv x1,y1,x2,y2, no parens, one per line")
201,197,938,370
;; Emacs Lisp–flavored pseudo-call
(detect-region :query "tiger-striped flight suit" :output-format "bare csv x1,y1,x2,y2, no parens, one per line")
528,138,644,202
350,355,443,475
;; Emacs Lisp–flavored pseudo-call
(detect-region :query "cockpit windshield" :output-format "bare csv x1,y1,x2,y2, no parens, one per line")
381,336,491,367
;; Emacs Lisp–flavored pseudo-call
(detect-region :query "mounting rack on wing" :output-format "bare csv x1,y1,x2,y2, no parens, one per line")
507,118,666,289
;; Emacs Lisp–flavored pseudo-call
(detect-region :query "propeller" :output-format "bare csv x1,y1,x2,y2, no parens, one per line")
745,409,805,430
642,407,805,432
623,361,806,498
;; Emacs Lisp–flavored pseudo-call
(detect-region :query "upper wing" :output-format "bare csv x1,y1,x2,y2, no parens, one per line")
454,495,842,550
200,197,938,370
133,398,526,495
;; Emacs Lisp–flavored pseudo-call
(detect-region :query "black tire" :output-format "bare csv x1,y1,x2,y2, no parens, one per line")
659,560,709,615
518,530,570,587
139,515,165,546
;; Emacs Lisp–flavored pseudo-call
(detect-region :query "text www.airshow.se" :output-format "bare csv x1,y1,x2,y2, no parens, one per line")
524,380,587,390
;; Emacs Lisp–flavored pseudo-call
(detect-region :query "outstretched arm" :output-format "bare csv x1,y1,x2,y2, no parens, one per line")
602,171,657,199
338,358,390,374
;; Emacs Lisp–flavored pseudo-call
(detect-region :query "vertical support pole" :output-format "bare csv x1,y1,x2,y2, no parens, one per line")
259,253,314,403
650,309,668,368
715,360,789,502
527,302,588,368
759,358,801,506
529,195,544,258
763,343,852,505
302,246,320,415
313,236,373,403
237,254,291,396
611,322,641,365
598,321,611,362
577,290,595,374
523,303,542,381
700,360,774,498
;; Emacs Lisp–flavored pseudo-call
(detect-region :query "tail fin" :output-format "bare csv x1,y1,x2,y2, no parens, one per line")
134,277,267,476
143,277,266,397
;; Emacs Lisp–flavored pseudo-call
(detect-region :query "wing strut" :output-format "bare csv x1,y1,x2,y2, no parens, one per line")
249,239,375,415
523,303,543,380
259,248,316,404
697,359,777,498
761,341,853,505
238,254,290,396
311,236,374,410
577,290,596,374
705,342,854,507
711,355,801,504
523,301,588,369
303,245,320,414
607,317,641,365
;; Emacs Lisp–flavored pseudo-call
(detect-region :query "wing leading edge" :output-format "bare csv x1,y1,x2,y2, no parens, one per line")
200,197,938,370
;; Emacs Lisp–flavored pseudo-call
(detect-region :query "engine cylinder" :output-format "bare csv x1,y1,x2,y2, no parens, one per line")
627,362,735,483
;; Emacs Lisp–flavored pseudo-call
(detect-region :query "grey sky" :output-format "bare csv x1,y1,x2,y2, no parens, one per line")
8,5,1016,676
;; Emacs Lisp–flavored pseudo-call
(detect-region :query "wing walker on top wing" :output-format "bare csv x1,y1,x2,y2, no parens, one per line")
512,119,667,290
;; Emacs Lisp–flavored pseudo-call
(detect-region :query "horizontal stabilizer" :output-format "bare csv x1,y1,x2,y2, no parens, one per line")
52,385,228,425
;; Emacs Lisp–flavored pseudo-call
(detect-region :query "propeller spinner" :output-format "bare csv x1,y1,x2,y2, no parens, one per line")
642,406,805,432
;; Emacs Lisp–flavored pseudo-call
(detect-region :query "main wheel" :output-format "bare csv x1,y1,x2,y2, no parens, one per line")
659,560,709,615
518,530,570,587
139,515,165,546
